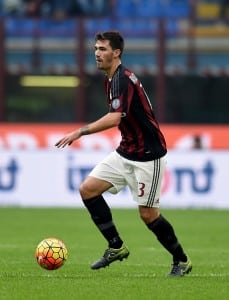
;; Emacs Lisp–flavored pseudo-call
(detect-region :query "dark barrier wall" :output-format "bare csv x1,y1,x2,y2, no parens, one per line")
5,74,229,124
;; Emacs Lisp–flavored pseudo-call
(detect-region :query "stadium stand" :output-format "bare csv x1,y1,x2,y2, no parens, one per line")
1,0,229,75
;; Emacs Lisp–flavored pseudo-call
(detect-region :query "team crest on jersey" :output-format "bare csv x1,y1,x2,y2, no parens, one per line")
129,73,138,84
112,98,121,109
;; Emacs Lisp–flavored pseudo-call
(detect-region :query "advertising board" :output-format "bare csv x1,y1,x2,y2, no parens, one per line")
0,124,229,150
0,149,228,208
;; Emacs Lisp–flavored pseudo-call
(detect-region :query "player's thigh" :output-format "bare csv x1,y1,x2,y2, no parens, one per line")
79,176,112,199
130,155,167,207
87,151,127,194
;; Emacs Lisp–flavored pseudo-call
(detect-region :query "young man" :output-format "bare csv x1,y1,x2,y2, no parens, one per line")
55,31,192,276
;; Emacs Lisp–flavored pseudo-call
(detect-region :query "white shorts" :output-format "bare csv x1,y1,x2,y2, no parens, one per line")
89,151,167,207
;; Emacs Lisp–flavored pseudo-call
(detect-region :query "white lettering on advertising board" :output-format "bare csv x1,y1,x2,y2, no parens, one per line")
0,150,228,208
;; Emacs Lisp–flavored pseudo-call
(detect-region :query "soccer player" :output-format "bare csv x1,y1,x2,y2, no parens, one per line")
55,31,192,276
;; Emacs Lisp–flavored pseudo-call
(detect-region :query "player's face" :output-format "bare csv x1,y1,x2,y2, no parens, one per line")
94,39,120,72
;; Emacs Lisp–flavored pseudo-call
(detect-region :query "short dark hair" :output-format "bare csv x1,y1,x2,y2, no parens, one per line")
95,31,124,56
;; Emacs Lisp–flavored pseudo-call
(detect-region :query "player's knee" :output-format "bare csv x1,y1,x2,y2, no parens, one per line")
79,181,93,199
140,212,152,224
139,207,160,224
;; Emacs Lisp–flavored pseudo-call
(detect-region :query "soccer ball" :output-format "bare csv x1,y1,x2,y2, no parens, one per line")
35,237,68,270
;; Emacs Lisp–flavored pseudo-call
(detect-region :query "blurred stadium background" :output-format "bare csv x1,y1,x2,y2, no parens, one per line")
0,0,228,208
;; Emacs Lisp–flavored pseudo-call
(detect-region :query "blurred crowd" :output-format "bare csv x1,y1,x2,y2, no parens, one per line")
220,0,229,23
0,0,228,22
0,0,110,18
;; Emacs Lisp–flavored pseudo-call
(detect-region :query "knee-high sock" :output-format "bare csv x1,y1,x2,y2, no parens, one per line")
83,195,123,248
147,215,187,262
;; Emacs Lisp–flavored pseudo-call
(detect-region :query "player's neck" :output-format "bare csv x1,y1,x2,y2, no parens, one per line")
106,61,121,79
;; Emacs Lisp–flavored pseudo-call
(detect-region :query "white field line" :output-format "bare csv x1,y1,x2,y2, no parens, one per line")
0,272,229,279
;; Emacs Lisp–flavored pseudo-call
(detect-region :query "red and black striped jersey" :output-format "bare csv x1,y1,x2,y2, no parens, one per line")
104,64,167,161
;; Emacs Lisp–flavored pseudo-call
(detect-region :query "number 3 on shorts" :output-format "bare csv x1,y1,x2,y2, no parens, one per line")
138,182,145,197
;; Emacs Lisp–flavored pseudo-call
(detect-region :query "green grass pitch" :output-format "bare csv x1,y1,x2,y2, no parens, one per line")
0,207,228,300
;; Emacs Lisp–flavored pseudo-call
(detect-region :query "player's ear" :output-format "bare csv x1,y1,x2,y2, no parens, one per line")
114,49,121,58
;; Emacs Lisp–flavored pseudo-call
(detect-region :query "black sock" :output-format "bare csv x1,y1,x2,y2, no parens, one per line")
147,215,187,263
83,195,123,249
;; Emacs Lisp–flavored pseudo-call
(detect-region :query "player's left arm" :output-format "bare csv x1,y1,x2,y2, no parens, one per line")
81,111,122,134
55,112,122,148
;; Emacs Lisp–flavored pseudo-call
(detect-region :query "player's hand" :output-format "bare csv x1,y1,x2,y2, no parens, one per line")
55,130,81,148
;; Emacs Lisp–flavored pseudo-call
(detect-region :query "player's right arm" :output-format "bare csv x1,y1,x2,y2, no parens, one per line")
55,112,122,148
